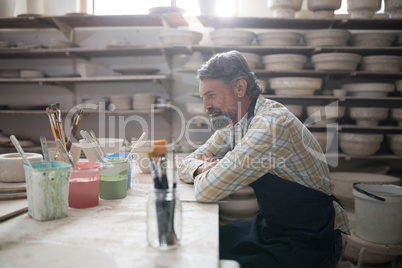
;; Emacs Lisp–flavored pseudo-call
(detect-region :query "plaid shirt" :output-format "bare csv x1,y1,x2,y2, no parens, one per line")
178,95,350,234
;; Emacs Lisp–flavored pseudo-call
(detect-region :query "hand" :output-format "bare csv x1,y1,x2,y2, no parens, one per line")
194,152,220,177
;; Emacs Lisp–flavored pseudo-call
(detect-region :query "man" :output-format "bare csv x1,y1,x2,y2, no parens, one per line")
178,51,349,268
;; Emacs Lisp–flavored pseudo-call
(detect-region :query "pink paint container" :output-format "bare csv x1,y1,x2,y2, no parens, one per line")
68,162,102,209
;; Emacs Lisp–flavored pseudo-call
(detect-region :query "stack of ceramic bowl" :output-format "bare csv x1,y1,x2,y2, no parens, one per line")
306,105,345,125
391,108,402,126
303,29,350,46
160,29,202,45
350,33,396,47
132,93,156,110
339,133,384,156
311,53,361,71
267,0,302,18
210,29,255,46
77,63,98,77
361,55,402,72
0,153,43,182
349,107,389,126
262,54,307,71
384,0,402,18
342,83,395,97
387,134,402,155
239,52,260,69
307,0,341,18
284,104,303,119
347,0,381,18
219,186,259,225
310,131,335,153
269,77,322,96
109,95,132,110
257,31,302,46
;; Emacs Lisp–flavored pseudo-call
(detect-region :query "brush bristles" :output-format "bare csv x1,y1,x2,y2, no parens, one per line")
153,139,167,155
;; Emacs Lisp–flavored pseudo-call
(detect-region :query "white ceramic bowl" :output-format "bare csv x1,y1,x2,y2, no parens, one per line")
79,138,124,162
210,29,255,46
284,104,303,118
387,134,402,155
308,0,341,11
0,153,43,182
109,95,132,110
218,195,259,216
340,133,384,156
268,0,302,18
262,54,307,71
257,31,301,46
160,29,202,45
303,29,350,46
330,172,401,208
310,131,335,153
385,0,402,18
306,105,345,125
312,53,361,71
349,107,389,126
347,0,381,18
361,55,402,72
333,89,347,97
342,83,395,97
269,77,322,90
350,33,396,47
391,108,402,126
239,52,260,69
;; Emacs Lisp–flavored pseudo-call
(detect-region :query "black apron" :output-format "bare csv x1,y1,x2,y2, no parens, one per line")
220,98,338,268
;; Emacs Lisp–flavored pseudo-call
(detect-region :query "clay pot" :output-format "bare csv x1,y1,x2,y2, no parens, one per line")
307,0,341,18
361,55,402,73
269,77,322,96
385,0,402,18
339,133,383,156
210,29,255,46
347,0,381,18
267,0,302,18
303,29,350,47
388,134,402,155
0,0,16,17
342,83,395,97
312,52,361,71
350,33,396,47
262,54,307,71
257,31,302,46
160,29,202,45
349,107,389,126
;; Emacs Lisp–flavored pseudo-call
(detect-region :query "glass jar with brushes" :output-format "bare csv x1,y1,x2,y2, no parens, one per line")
146,188,182,250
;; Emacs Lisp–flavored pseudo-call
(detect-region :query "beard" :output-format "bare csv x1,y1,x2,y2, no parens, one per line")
207,102,238,130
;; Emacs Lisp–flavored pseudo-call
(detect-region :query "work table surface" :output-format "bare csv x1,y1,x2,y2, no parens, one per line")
0,173,220,268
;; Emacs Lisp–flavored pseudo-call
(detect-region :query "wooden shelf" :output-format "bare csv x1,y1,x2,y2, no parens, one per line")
198,16,402,30
0,108,168,115
338,153,402,160
0,15,164,29
0,75,168,84
255,70,402,79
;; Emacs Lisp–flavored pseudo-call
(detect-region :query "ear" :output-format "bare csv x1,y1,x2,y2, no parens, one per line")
236,80,247,98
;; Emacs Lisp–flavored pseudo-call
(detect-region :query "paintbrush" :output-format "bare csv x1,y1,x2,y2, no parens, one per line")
55,103,67,149
46,107,64,161
153,139,168,189
67,109,83,151
148,151,161,189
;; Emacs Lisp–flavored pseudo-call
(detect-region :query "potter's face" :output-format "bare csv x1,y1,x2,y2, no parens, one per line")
199,79,238,130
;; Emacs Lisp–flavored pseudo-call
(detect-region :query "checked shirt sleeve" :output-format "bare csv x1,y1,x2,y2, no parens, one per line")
192,113,293,202
178,128,232,184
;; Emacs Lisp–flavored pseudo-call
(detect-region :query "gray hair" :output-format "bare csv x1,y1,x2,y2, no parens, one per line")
196,50,262,99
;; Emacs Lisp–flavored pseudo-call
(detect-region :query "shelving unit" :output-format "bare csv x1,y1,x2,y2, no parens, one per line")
1,15,402,165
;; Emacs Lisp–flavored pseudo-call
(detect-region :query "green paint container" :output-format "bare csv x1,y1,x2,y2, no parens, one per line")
99,157,128,200
24,161,72,221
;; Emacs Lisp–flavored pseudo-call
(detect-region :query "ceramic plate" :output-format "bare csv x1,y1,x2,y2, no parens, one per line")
113,68,160,75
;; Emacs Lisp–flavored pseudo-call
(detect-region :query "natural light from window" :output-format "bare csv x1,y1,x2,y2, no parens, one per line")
90,0,236,16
